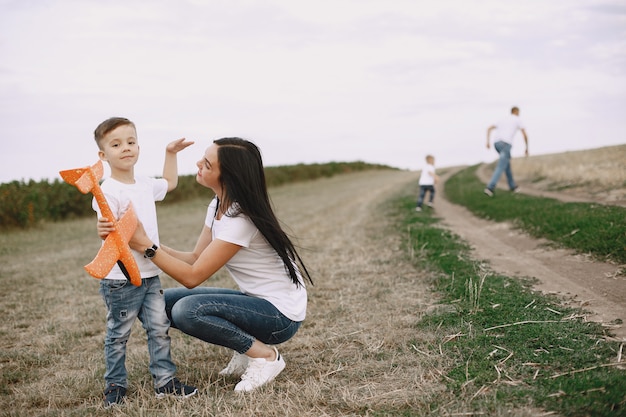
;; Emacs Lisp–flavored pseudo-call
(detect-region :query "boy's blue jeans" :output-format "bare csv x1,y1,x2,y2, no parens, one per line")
99,276,176,389
487,140,517,191
164,287,301,354
416,185,435,207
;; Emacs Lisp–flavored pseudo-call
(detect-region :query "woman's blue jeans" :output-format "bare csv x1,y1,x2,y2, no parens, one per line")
164,287,301,354
487,140,517,191
99,276,176,389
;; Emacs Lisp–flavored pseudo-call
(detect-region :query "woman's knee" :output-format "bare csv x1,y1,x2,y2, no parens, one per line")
164,287,188,305
169,298,194,329
164,288,190,317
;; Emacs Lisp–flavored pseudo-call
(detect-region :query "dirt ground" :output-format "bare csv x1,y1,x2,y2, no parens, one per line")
282,165,626,344
434,165,626,340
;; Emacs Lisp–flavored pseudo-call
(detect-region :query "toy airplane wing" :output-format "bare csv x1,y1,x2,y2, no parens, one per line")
84,206,142,286
116,203,138,243
85,235,124,279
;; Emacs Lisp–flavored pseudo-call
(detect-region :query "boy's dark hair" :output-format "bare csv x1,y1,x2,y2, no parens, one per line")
94,117,135,148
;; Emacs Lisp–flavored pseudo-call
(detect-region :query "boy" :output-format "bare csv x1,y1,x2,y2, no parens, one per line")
415,154,439,211
93,117,196,408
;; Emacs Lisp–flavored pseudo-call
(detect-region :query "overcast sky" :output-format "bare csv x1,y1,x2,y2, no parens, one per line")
1,0,624,184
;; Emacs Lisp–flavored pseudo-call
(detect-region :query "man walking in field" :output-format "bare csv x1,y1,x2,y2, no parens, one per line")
484,106,529,197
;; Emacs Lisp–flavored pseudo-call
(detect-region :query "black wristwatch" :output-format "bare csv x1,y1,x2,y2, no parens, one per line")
144,244,158,259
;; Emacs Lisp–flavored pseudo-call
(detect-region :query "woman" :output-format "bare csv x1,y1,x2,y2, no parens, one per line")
98,137,312,392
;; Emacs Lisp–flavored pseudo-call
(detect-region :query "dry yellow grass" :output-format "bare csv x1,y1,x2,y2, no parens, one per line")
510,144,626,202
3,171,471,416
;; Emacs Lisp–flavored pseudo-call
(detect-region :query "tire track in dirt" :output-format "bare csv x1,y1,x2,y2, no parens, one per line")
437,167,626,340
271,167,626,408
272,168,625,343
266,167,624,412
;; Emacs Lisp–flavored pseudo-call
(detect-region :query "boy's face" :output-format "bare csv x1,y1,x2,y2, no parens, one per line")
98,124,139,172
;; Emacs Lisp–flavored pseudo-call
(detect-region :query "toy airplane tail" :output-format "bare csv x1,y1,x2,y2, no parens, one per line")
59,160,142,286
59,160,104,194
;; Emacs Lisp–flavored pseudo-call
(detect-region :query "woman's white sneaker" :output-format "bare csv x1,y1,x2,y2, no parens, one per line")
234,347,286,392
219,351,249,377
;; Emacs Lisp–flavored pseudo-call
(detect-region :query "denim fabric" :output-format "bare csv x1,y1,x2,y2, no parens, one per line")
416,185,435,207
487,140,517,190
164,287,301,354
99,277,176,389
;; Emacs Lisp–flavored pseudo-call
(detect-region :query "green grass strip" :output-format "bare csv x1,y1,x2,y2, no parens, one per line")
393,196,625,416
444,165,626,264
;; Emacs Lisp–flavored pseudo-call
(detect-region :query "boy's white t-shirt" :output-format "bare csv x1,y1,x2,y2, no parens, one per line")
419,163,436,186
93,176,168,280
204,198,307,322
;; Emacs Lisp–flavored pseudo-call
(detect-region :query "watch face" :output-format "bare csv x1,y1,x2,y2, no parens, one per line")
145,245,157,258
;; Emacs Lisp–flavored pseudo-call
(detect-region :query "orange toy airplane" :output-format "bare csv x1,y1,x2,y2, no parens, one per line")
59,160,142,286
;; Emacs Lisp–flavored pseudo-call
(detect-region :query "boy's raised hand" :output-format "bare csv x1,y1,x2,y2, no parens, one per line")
166,138,195,154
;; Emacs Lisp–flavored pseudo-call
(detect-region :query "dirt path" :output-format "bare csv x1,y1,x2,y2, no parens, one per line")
276,168,626,344
437,166,626,340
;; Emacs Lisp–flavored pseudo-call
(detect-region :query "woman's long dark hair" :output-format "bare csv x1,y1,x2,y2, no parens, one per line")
214,137,312,287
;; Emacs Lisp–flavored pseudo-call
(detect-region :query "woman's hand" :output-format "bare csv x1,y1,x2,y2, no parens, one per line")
97,217,115,240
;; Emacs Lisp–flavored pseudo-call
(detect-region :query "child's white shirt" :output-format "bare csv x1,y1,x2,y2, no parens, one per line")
93,176,168,280
419,163,436,186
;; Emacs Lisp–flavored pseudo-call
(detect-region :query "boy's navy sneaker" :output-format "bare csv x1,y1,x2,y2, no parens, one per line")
103,383,126,408
483,188,494,197
155,378,198,399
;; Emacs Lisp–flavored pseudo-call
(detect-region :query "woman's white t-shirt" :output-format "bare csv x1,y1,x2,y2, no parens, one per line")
204,198,307,322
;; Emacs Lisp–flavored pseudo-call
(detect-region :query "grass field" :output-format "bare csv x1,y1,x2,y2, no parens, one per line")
2,170,442,416
1,147,625,416
446,165,626,264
